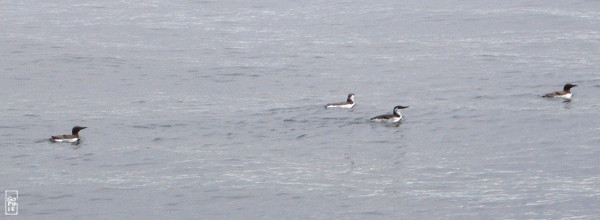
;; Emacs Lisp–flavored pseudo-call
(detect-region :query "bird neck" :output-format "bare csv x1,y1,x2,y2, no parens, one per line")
394,110,402,117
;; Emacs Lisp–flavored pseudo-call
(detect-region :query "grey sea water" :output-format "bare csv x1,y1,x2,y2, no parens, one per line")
1,0,600,219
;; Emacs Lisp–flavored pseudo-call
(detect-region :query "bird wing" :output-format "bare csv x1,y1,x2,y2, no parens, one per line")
371,114,391,120
543,91,560,97
51,134,75,140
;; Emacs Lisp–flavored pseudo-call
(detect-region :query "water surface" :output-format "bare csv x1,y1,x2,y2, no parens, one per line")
1,0,600,219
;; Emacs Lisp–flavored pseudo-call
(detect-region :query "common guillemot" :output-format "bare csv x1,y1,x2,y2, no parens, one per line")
325,93,355,108
542,83,577,99
50,126,87,143
371,105,408,123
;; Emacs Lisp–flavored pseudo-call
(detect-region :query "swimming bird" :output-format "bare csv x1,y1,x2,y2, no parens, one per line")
325,93,355,108
50,126,87,143
371,105,408,123
542,83,577,99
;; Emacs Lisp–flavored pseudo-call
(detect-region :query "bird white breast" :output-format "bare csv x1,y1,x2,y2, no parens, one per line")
53,138,79,143
326,103,354,108
558,93,572,99
371,115,401,123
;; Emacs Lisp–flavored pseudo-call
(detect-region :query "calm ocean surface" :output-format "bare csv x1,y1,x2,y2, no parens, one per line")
1,0,600,219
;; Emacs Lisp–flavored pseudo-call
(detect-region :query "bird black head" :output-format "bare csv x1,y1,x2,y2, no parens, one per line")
564,83,577,91
394,105,409,110
72,126,87,135
347,93,355,102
